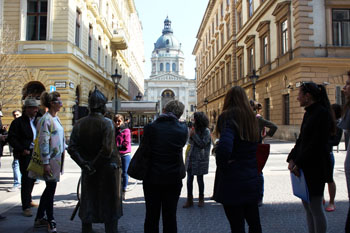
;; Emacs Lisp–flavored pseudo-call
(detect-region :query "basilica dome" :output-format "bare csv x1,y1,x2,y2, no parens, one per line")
154,17,181,50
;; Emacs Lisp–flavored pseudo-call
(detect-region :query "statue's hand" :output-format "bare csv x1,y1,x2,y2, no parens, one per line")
82,161,96,175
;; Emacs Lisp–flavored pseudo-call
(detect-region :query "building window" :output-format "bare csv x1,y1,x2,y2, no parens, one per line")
227,0,230,6
248,0,253,18
221,67,225,88
166,63,170,72
221,31,224,48
283,94,290,125
262,35,269,65
216,13,219,27
238,55,243,78
26,0,48,40
105,46,108,71
216,39,219,54
226,21,230,41
191,105,194,112
88,24,93,57
281,19,288,54
264,98,270,120
98,36,101,65
172,63,176,72
248,46,254,74
221,2,224,17
336,86,346,105
332,9,350,46
160,63,164,71
237,11,242,30
75,9,81,47
226,61,231,83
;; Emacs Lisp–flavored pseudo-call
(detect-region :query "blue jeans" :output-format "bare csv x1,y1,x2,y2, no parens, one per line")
121,154,131,191
12,159,21,186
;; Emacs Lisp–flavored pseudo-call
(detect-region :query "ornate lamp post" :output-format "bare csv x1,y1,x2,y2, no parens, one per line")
250,69,259,101
136,92,142,101
111,69,122,114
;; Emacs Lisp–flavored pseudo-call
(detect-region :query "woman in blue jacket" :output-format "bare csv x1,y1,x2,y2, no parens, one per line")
214,86,261,233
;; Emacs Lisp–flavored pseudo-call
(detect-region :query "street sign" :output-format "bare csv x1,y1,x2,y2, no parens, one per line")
50,85,56,92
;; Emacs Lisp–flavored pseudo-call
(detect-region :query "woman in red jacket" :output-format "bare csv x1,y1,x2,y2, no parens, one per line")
114,114,131,200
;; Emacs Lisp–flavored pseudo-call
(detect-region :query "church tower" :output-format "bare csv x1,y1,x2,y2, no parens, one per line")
150,17,185,77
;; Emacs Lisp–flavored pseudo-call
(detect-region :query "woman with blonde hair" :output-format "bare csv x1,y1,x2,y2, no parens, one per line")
31,91,65,233
214,86,261,232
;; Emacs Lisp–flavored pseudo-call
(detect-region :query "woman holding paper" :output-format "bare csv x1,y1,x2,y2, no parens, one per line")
287,82,335,233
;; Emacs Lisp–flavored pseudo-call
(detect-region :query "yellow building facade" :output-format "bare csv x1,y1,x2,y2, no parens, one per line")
0,0,145,136
194,0,350,140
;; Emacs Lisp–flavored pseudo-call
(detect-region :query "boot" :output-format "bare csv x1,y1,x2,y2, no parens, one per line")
198,194,204,207
82,222,94,233
183,195,193,208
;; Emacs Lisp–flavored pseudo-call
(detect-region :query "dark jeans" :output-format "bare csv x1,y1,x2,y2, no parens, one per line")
143,182,182,233
258,173,264,201
186,173,204,196
18,154,35,210
223,203,262,233
121,154,131,191
36,181,57,221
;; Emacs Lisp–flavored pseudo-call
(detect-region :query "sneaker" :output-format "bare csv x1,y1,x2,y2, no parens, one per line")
48,220,57,233
22,208,33,217
0,214,6,220
34,180,40,184
7,185,20,192
34,218,48,228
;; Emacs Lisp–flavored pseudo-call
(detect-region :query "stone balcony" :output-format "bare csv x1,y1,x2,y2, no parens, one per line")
111,28,128,50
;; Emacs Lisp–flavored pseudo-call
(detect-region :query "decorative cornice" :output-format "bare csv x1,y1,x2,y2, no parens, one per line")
256,20,270,32
272,0,291,16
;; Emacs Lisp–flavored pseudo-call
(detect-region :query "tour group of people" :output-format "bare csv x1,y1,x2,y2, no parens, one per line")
0,72,350,233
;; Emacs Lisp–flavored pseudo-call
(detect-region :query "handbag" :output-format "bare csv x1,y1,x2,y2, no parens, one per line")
127,142,150,180
27,116,54,177
27,136,44,176
256,143,270,174
127,124,152,180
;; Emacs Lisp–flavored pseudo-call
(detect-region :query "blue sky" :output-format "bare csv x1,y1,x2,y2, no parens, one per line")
134,0,209,80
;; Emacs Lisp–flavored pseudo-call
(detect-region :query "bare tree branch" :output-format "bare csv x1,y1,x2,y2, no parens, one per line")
0,24,27,108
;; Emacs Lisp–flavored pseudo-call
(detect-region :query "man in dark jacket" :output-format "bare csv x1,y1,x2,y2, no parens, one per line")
68,88,122,233
8,98,39,217
142,100,188,233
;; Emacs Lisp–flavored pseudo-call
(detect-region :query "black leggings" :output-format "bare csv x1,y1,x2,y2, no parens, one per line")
186,173,204,196
36,181,57,221
223,203,262,233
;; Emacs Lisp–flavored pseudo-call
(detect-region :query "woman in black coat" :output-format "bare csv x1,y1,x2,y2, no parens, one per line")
214,86,261,233
287,82,335,233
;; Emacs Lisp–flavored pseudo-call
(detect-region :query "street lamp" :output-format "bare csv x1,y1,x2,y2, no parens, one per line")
250,69,259,101
111,69,122,114
136,92,142,101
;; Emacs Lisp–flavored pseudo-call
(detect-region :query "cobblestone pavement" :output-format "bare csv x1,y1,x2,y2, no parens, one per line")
0,140,348,233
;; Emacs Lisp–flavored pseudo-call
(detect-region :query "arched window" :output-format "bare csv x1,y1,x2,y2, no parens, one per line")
160,63,164,71
166,63,170,72
172,63,176,71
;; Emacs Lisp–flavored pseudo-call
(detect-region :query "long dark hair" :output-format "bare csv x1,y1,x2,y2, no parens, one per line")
300,82,336,135
193,112,209,134
216,86,259,142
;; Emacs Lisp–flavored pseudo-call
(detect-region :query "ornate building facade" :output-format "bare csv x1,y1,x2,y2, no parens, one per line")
193,0,350,140
0,0,145,136
144,17,196,120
